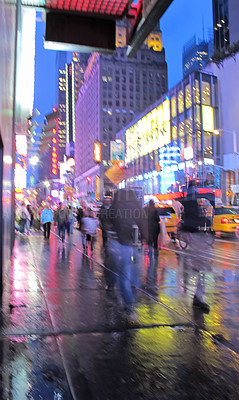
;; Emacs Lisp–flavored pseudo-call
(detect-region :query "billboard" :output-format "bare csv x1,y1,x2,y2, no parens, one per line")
110,140,124,163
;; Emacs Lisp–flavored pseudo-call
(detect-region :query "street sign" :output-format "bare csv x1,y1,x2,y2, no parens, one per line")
105,163,124,186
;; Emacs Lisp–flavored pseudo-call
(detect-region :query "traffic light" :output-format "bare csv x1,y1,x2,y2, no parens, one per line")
86,176,91,183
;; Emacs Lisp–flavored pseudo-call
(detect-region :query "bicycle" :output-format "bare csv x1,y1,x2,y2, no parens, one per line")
177,225,215,250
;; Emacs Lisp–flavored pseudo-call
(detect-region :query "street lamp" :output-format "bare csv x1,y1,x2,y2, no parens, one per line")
213,129,238,185
29,155,40,166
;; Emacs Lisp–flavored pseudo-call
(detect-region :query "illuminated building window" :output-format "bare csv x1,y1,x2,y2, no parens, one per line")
202,81,211,105
172,125,177,141
178,90,184,113
185,84,192,109
193,79,200,104
171,96,176,118
179,121,184,137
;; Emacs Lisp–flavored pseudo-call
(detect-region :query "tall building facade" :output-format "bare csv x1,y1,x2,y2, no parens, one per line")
213,0,239,52
74,23,168,197
116,71,221,198
183,35,214,77
57,52,90,161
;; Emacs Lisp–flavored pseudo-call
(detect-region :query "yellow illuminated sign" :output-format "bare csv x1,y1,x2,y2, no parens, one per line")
95,175,100,201
202,105,214,132
126,99,171,163
104,163,124,186
94,141,101,163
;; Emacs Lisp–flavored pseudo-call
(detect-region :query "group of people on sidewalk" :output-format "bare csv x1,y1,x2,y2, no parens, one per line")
97,188,211,321
16,202,40,235
16,187,211,321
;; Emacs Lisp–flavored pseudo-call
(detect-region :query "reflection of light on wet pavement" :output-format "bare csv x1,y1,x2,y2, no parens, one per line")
28,271,39,291
13,260,26,291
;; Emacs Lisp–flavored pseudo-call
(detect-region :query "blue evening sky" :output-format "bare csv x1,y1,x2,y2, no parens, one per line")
33,13,58,126
161,0,213,89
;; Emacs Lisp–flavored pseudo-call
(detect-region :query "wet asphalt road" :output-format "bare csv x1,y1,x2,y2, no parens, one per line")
0,228,239,399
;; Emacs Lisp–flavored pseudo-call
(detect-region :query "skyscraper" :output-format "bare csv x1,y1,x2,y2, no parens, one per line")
213,0,239,52
74,22,168,197
57,52,90,161
183,35,214,78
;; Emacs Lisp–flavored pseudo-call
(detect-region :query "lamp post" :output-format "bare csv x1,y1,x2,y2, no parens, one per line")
214,129,238,185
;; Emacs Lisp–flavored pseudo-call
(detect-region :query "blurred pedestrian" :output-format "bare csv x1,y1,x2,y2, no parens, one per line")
77,200,87,230
54,202,69,242
99,195,112,250
17,202,30,234
66,205,74,243
81,208,99,253
180,198,212,312
26,204,34,233
108,189,147,321
40,204,53,240
32,205,41,231
147,199,160,257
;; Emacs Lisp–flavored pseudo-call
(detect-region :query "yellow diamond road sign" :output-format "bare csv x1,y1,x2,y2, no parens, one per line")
105,163,124,186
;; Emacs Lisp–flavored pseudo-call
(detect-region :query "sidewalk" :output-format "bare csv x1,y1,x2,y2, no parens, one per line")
0,229,239,399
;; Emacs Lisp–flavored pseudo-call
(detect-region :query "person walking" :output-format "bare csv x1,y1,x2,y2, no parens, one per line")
54,203,69,242
17,202,31,234
66,205,74,243
32,205,41,231
99,195,112,250
180,197,212,312
40,204,53,240
108,189,147,321
81,208,99,253
147,199,160,257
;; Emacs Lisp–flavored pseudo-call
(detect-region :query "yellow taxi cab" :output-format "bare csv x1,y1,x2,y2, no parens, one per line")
156,205,177,237
213,206,239,236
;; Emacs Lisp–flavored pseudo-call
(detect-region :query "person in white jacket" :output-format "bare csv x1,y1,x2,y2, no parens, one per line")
17,202,31,234
81,208,99,253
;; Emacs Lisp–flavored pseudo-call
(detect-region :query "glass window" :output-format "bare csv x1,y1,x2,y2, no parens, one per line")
203,131,213,157
194,79,200,104
215,207,238,215
202,80,211,106
172,124,177,141
185,84,192,109
178,90,184,113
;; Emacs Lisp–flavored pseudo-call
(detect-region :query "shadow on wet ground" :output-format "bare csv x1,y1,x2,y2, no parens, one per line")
0,228,239,399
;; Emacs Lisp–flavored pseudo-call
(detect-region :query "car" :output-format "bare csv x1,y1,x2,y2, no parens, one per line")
157,205,178,237
213,206,239,236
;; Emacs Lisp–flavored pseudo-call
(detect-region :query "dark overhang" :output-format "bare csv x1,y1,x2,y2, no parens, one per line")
21,0,174,55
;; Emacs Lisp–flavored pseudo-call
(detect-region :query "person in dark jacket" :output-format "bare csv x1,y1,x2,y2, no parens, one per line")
108,189,147,321
147,199,160,257
99,195,112,250
180,198,211,312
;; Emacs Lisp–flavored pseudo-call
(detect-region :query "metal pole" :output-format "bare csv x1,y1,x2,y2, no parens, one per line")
233,130,237,185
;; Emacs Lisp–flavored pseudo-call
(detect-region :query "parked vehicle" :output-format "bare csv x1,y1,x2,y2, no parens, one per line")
213,206,239,237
